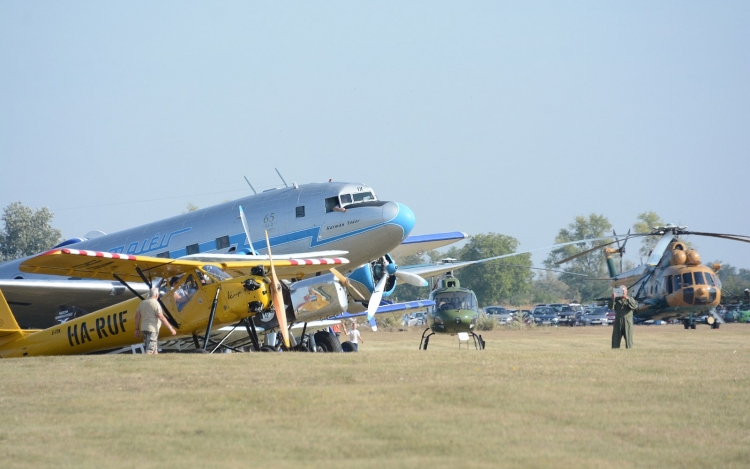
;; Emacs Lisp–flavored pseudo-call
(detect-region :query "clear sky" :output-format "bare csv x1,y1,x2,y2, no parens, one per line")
1,1,749,270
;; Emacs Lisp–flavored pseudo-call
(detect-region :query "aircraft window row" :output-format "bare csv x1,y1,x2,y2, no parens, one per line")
186,243,199,255
666,272,717,294
156,251,170,258
296,206,305,218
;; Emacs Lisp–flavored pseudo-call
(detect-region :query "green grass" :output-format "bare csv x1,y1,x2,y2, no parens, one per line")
2,324,749,468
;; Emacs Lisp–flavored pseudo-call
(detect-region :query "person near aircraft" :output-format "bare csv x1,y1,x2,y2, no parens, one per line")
333,203,346,212
608,285,638,349
170,277,188,312
342,321,363,351
134,287,176,354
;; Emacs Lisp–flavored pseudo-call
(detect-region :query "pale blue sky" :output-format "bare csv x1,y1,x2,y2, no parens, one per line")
1,1,749,269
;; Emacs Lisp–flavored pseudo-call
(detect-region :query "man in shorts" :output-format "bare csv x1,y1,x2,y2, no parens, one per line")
134,287,176,354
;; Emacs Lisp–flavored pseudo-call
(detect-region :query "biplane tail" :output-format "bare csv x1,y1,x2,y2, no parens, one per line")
0,288,23,342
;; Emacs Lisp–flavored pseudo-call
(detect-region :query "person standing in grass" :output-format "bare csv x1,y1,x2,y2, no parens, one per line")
342,321,363,351
134,287,176,354
609,285,638,349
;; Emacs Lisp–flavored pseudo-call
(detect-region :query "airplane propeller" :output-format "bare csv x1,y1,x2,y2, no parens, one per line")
330,267,366,300
239,206,258,255
265,230,290,349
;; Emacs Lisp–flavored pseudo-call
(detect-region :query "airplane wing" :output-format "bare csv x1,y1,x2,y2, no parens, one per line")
182,250,348,263
333,299,435,319
390,232,468,258
20,248,349,283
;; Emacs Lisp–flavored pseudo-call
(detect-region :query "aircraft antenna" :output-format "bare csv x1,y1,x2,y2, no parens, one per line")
275,168,288,187
243,176,257,195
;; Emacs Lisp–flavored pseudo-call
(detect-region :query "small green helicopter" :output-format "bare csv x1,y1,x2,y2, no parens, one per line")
419,273,485,350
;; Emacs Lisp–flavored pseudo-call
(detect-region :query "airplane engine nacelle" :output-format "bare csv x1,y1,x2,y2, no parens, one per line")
669,250,687,266
288,275,349,323
686,249,701,266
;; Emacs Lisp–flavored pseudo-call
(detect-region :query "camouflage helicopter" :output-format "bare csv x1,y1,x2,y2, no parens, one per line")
556,225,750,329
419,272,485,350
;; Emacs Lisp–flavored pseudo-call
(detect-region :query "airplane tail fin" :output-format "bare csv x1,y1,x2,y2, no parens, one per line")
0,288,22,339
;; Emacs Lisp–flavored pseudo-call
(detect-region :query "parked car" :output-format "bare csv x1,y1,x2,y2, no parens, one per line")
548,303,576,326
531,306,559,326
580,307,609,326
484,306,515,325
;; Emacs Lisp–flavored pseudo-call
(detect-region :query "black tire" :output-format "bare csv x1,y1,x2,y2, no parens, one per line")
683,319,690,329
341,341,357,352
690,323,696,330
313,330,343,353
260,345,278,352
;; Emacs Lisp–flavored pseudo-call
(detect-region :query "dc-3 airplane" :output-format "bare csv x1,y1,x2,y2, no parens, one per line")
0,179,464,353
555,225,750,329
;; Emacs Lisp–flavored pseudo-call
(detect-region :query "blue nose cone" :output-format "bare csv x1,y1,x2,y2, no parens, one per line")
392,203,415,239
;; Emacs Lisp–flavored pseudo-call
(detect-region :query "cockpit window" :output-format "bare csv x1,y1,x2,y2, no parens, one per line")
203,265,231,281
340,194,352,204
706,273,716,287
694,272,706,285
682,272,693,287
434,291,476,311
353,191,375,203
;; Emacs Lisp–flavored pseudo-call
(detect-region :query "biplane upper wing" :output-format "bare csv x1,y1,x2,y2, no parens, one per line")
20,248,349,283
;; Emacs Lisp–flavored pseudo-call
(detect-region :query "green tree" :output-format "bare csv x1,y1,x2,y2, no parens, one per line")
713,262,750,298
455,233,533,307
544,214,613,301
530,271,575,304
633,211,664,258
184,202,199,213
0,202,62,261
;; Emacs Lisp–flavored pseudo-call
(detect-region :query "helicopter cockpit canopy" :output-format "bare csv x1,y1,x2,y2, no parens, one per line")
433,291,478,312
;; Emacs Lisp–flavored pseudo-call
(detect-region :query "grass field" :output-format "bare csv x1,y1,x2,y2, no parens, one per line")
2,323,749,468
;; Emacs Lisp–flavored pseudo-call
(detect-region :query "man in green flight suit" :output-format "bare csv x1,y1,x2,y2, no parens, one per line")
609,285,639,349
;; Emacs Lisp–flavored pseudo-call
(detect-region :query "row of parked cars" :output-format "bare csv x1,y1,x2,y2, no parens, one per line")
484,304,616,326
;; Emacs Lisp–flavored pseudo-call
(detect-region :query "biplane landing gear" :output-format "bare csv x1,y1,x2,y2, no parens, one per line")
419,328,434,350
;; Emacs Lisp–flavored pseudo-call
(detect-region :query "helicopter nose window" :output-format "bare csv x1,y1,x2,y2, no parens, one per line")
693,272,706,285
666,276,673,294
706,273,716,287
682,273,693,287
673,275,682,292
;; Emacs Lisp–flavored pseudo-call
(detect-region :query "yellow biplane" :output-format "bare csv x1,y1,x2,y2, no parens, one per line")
0,242,348,358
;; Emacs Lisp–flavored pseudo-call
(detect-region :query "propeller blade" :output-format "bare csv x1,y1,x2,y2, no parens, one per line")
265,230,289,349
394,270,429,287
330,267,366,300
239,206,257,255
366,274,388,321
369,317,378,332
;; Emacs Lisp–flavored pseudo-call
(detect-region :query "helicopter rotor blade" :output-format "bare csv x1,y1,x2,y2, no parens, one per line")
265,230,289,349
681,231,750,244
554,239,620,266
